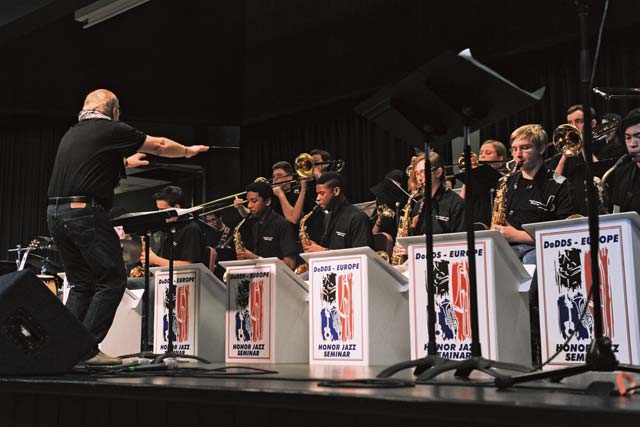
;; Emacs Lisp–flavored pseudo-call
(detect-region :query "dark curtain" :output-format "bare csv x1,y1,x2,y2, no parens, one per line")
0,119,69,261
480,26,640,145
240,99,415,204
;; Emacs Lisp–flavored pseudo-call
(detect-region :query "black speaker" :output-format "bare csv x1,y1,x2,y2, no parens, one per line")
0,270,96,375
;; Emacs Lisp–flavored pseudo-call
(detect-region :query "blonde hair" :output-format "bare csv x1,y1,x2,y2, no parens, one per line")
510,124,548,152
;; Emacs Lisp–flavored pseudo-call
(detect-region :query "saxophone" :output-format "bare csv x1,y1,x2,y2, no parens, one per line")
391,189,421,265
295,205,320,275
129,237,145,278
491,160,521,226
233,217,249,255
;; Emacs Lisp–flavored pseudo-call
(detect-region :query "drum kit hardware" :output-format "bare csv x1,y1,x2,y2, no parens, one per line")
8,236,64,299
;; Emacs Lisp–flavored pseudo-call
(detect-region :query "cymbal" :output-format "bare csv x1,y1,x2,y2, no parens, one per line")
34,236,58,251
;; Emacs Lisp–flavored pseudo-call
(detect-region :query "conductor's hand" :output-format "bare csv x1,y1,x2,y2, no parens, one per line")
303,240,326,253
185,145,209,158
127,152,149,167
236,249,259,260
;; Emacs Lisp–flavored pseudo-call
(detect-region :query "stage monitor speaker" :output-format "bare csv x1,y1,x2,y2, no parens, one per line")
0,270,96,375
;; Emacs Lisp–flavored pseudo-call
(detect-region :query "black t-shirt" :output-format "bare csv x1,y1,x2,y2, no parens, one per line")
607,161,640,215
48,119,146,209
320,197,372,250
504,167,577,230
158,220,205,264
247,208,298,260
413,185,465,235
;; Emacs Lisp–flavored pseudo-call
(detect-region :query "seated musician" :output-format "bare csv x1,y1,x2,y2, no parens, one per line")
235,181,298,270
411,151,465,236
302,172,372,252
202,211,232,249
606,110,640,215
459,140,508,228
371,169,406,237
492,124,577,366
142,186,205,267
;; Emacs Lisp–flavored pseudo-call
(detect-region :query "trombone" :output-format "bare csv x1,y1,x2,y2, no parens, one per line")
197,152,344,216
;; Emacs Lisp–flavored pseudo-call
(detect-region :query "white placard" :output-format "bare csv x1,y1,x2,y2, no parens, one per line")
537,224,635,366
225,265,273,361
153,269,198,355
309,255,366,363
409,242,492,360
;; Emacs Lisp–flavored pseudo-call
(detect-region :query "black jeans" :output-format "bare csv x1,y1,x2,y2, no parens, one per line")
47,203,126,344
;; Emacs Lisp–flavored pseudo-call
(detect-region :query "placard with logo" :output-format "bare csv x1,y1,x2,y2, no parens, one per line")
309,255,366,364
537,224,637,367
153,269,198,355
225,265,273,361
408,241,491,361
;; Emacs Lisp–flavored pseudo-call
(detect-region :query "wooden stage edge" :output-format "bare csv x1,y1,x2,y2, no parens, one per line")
1,363,640,427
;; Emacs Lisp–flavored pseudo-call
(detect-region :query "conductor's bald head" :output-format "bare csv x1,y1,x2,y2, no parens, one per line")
82,89,120,120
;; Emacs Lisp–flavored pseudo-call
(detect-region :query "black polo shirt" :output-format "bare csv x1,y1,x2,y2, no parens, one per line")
157,220,205,264
504,166,577,230
48,118,146,209
413,185,465,235
607,160,640,215
271,190,299,219
319,197,372,250
248,207,298,260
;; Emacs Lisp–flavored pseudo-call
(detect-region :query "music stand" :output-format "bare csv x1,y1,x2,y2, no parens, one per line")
357,48,544,382
113,207,210,364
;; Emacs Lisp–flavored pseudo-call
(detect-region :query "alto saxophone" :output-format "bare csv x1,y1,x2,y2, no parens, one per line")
391,189,421,265
295,204,320,275
491,160,522,226
233,217,249,255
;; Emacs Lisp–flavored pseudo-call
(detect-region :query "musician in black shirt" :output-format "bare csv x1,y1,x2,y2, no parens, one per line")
607,110,640,215
412,151,465,235
493,124,576,366
143,186,206,267
302,172,372,251
236,181,298,270
46,89,208,365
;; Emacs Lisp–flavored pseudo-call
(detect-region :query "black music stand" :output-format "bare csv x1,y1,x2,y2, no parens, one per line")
494,1,640,389
113,207,210,364
357,48,544,382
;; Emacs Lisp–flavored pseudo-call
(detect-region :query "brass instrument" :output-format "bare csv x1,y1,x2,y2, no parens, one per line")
234,217,249,255
552,120,620,158
294,204,321,275
129,237,145,278
294,152,346,176
376,203,396,220
391,188,422,265
457,152,479,171
491,161,522,226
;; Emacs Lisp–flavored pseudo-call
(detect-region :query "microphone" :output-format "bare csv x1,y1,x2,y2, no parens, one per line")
120,358,179,372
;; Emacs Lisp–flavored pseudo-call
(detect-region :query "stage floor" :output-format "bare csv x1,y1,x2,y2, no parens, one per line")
2,362,640,427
